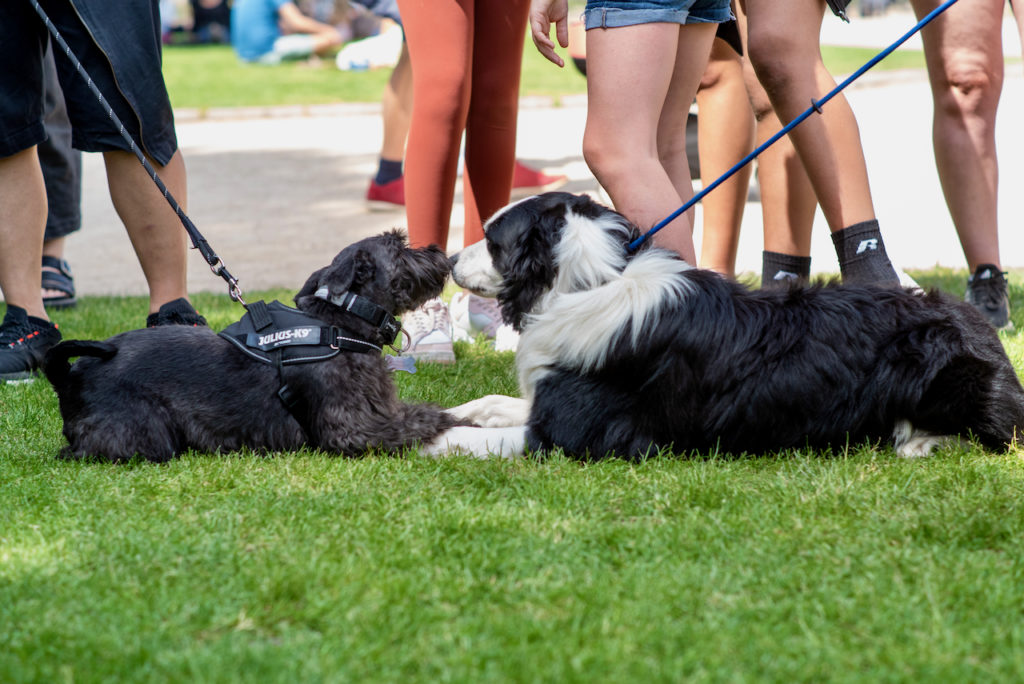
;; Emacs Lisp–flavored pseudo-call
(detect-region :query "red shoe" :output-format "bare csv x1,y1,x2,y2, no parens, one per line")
511,161,568,199
366,176,405,211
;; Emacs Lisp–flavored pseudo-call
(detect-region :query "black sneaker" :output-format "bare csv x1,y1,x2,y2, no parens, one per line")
965,264,1013,330
0,308,63,382
146,298,207,328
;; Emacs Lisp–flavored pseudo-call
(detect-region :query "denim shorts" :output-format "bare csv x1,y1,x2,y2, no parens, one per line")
584,0,733,29
0,0,178,164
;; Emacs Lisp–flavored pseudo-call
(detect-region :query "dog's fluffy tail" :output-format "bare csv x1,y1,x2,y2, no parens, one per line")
43,340,117,390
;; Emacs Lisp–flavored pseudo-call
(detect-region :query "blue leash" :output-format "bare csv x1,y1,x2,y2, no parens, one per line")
627,0,962,253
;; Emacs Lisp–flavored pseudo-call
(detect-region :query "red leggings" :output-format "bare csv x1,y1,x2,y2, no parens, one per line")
397,0,530,249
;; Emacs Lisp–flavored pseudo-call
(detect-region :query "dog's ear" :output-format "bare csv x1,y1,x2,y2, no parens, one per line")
352,249,376,286
498,208,561,331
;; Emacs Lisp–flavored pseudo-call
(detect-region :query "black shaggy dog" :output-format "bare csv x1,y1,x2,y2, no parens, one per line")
449,192,1024,458
44,230,485,462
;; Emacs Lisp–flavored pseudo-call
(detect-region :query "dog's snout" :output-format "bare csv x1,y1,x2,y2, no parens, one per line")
449,252,460,268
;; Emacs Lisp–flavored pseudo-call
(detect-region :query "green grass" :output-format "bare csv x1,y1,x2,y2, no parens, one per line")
3,273,1024,682
162,39,927,111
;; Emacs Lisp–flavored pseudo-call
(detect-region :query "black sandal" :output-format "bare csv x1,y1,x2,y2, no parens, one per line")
41,255,77,309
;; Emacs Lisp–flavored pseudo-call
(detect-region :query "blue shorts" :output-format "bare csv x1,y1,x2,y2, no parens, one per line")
584,0,732,29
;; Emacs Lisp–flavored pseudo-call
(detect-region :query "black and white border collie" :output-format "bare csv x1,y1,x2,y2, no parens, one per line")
448,192,1024,458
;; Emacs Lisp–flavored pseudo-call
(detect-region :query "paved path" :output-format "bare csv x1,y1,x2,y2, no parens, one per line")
71,8,1024,297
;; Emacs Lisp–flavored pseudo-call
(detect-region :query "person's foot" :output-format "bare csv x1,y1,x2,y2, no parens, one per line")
366,176,405,211
402,297,455,363
450,292,519,352
146,298,207,328
965,264,1013,330
41,256,77,309
510,161,568,199
0,307,62,382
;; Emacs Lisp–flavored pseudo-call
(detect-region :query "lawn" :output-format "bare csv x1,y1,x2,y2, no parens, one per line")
3,271,1024,682
5,28,1024,684
161,39,928,110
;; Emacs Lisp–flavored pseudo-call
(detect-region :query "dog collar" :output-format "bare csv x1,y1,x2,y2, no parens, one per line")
314,288,401,345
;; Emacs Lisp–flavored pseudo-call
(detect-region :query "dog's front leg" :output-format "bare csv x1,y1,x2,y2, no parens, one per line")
422,425,527,459
446,394,531,428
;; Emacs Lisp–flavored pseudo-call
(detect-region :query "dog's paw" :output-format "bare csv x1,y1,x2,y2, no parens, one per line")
446,394,530,427
423,426,526,459
893,420,962,458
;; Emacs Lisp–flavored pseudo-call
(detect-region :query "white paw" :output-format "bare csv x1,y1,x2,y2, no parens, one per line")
423,426,527,459
446,394,530,428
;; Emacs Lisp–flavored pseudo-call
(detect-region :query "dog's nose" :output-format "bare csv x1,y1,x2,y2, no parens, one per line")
449,252,460,268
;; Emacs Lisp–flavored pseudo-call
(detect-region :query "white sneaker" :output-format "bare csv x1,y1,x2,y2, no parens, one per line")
402,297,456,363
335,24,403,71
450,292,519,352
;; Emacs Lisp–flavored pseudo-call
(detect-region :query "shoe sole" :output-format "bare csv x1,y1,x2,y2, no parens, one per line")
366,199,405,212
406,349,456,364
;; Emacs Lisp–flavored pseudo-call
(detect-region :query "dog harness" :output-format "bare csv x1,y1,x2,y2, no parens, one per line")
219,297,402,435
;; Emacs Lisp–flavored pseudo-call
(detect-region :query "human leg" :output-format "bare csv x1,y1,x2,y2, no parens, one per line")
696,34,755,277
744,0,874,231
911,0,1003,271
366,41,410,210
732,1,817,285
379,41,411,169
0,149,49,322
103,149,191,315
39,44,81,308
461,0,531,245
910,0,1009,327
396,0,473,250
744,0,897,285
584,20,717,263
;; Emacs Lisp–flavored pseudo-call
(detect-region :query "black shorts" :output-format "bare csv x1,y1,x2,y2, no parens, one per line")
0,0,177,164
715,19,743,56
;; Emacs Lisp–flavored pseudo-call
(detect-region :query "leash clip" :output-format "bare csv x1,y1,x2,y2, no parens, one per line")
389,328,412,354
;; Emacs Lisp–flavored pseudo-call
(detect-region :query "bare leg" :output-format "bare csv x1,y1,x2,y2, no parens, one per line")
745,0,876,232
696,37,756,277
585,21,717,263
380,42,412,162
0,148,48,321
103,149,190,314
910,0,1004,271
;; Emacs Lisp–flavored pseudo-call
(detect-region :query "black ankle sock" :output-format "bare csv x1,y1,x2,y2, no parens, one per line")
830,220,900,286
374,158,403,186
761,251,811,289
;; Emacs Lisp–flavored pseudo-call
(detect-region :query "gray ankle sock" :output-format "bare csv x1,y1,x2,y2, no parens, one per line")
761,251,811,289
830,220,899,286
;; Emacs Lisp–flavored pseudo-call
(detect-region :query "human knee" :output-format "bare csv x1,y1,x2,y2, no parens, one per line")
934,59,1001,119
582,131,623,183
745,28,800,101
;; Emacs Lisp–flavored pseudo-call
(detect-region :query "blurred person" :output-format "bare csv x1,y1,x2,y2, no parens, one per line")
0,0,203,382
230,0,342,63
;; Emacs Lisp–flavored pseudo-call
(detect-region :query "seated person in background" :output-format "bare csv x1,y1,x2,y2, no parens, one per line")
230,0,342,64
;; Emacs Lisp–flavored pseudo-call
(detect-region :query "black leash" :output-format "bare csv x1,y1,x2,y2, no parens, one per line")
28,0,245,305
